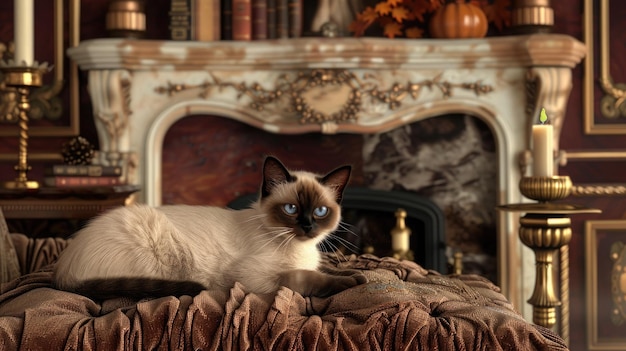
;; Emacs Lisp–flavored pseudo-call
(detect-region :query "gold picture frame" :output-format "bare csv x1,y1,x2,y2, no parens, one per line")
583,0,626,134
585,220,626,350
0,0,80,161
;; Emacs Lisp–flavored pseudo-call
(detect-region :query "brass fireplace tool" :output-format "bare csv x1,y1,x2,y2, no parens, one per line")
498,175,600,342
1,64,49,189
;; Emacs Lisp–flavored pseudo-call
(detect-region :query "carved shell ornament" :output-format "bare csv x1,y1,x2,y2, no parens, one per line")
155,69,493,125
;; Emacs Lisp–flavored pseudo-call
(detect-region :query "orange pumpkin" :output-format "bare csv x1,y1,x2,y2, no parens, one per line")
429,0,489,39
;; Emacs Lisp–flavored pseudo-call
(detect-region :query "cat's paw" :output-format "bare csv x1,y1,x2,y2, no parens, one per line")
279,269,367,297
316,271,367,297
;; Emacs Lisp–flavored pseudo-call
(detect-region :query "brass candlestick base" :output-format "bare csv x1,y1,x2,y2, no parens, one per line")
1,65,48,189
392,249,414,261
518,213,570,327
498,175,600,343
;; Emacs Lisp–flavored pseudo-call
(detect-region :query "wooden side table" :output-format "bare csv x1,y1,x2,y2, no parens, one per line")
0,185,139,237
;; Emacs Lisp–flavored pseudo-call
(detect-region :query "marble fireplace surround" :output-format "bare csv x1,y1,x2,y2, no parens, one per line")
67,34,585,318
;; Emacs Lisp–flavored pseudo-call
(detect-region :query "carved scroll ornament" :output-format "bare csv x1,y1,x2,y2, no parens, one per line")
155,69,493,125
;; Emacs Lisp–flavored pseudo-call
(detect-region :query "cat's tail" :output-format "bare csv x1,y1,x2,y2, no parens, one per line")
64,277,206,300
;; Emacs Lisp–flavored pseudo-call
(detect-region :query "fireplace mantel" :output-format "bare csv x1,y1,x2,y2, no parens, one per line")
67,34,586,317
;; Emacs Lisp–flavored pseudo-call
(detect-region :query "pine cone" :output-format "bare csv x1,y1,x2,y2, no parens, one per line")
62,136,95,165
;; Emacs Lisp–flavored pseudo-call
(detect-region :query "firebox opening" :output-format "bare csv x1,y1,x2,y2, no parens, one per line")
162,113,497,281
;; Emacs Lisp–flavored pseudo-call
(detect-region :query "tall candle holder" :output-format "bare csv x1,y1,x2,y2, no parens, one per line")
498,175,600,343
1,63,50,189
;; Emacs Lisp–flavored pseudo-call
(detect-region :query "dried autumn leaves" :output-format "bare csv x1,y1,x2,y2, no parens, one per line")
348,0,511,39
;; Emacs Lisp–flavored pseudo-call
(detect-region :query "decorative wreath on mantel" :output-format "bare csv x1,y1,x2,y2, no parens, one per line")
349,0,511,39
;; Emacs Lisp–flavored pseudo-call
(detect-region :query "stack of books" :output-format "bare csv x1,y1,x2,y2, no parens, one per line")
43,164,125,188
169,0,303,41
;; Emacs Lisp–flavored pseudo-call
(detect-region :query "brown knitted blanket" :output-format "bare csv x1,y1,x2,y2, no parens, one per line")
0,234,568,350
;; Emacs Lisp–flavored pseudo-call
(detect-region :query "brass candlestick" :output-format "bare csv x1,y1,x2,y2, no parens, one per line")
1,65,48,189
498,175,600,343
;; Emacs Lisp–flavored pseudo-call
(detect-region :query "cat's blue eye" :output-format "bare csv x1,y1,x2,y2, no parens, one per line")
313,206,328,217
283,203,298,215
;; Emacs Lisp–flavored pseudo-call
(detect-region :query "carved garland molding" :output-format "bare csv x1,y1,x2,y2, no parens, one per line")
155,69,494,124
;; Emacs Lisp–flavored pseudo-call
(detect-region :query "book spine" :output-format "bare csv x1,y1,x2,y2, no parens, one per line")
221,0,233,40
287,0,302,38
169,0,193,40
232,0,252,40
45,176,124,188
50,165,123,177
212,0,222,40
266,0,276,39
275,0,288,39
252,0,267,40
194,0,221,41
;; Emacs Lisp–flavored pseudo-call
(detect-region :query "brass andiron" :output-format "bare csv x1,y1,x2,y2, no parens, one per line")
453,251,464,275
498,175,600,343
1,65,48,189
391,208,414,261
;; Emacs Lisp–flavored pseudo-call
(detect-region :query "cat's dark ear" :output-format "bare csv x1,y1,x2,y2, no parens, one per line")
262,156,293,198
320,165,351,203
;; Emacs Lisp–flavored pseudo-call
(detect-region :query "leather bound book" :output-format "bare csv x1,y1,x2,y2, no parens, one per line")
44,176,125,188
252,0,268,40
275,0,288,39
221,0,233,40
232,0,252,40
266,0,277,39
194,0,221,41
287,0,302,38
169,0,192,40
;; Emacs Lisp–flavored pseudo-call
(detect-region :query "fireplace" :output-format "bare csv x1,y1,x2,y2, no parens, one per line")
67,34,586,319
161,113,497,281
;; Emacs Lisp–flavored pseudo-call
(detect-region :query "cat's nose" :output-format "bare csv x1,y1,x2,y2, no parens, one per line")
301,224,312,233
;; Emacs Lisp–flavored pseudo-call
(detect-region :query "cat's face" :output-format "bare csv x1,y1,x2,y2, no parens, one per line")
259,157,351,243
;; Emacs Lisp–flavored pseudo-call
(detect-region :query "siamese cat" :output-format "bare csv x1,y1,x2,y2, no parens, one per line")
54,156,366,299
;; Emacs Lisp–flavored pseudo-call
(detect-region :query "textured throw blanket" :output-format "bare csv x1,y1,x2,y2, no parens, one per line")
0,234,568,351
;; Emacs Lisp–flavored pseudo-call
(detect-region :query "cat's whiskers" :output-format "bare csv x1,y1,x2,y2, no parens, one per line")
253,227,293,252
319,239,346,262
243,213,267,223
252,235,284,253
337,221,359,238
261,226,293,238
327,233,360,254
273,232,296,255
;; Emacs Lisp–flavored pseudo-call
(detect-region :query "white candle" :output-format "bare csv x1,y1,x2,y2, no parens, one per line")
14,0,35,66
532,123,553,177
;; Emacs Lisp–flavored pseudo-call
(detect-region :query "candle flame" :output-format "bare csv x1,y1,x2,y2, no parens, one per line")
539,108,548,124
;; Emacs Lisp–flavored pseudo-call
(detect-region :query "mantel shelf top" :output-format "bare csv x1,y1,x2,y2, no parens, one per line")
68,34,586,71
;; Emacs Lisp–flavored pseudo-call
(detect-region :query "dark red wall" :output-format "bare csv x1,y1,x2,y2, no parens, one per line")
1,2,624,350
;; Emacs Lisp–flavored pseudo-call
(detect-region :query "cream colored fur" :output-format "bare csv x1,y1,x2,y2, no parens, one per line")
55,202,332,294
54,159,351,296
